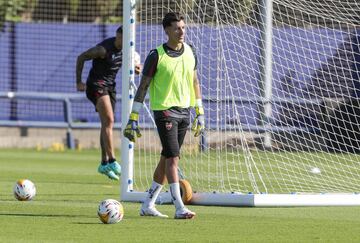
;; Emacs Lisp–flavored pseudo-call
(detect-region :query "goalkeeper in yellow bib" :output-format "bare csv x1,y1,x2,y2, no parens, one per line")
124,12,205,219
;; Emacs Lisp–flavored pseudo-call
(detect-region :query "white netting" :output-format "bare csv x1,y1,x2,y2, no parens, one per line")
132,0,360,194
0,1,359,195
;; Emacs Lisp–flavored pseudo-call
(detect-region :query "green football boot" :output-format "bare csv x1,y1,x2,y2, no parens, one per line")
98,163,119,180
108,161,121,176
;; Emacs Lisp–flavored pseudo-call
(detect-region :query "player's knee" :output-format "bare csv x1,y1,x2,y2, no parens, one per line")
102,115,114,128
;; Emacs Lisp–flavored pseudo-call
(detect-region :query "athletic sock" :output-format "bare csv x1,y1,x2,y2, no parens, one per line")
109,158,116,163
143,181,163,208
170,182,185,210
101,160,108,166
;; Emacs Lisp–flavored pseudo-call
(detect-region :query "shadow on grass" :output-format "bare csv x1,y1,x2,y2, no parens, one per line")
0,212,93,219
36,193,119,196
1,193,119,201
72,222,102,225
0,179,119,186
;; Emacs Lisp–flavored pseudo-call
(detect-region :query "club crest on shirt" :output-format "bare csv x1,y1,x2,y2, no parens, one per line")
165,122,172,130
162,110,170,117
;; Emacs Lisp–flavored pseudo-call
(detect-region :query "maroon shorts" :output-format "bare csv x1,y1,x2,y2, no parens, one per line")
86,85,116,112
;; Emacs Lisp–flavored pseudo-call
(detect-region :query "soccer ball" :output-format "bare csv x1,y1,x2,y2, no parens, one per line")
97,199,124,224
134,51,141,65
13,179,36,201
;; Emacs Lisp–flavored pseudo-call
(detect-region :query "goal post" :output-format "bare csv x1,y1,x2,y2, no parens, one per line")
120,0,360,206
121,0,137,197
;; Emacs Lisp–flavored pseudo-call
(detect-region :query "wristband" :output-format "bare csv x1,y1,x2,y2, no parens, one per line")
132,101,143,113
196,99,203,107
129,112,139,121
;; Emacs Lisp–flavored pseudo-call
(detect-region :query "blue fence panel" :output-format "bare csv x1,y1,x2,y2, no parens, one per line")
353,29,360,98
0,23,358,130
0,24,15,121
272,28,347,99
0,25,11,91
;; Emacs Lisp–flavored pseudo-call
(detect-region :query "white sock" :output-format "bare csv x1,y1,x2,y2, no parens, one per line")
170,183,185,210
143,181,163,208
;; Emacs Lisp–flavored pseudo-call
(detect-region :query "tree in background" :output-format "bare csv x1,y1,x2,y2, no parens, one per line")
0,0,5,31
33,0,70,22
0,0,35,23
0,0,121,23
70,0,120,23
69,0,100,22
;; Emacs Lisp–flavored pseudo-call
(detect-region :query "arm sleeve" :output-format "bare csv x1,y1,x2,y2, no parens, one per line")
141,49,158,78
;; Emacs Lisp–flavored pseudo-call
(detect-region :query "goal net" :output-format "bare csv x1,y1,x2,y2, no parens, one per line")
121,0,360,206
1,0,358,206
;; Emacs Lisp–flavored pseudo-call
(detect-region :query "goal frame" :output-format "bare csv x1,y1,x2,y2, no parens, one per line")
120,0,360,207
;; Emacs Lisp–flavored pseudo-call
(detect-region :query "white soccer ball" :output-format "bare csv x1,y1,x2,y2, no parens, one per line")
97,199,124,224
310,167,321,174
13,179,36,201
134,51,141,65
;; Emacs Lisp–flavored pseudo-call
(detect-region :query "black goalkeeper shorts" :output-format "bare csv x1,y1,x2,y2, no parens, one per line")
86,84,116,112
155,113,190,158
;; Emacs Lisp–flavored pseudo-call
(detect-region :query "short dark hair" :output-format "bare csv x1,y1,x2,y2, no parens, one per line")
116,26,122,34
162,12,184,29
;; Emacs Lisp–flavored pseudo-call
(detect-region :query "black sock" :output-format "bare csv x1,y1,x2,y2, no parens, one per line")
101,160,108,166
109,158,116,163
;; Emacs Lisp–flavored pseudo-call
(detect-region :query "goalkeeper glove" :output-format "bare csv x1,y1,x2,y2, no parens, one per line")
124,112,142,142
192,106,205,137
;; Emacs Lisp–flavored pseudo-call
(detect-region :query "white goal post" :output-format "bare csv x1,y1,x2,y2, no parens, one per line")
121,0,360,206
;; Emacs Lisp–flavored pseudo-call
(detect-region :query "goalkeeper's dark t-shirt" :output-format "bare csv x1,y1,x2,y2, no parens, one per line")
142,43,198,118
87,37,122,88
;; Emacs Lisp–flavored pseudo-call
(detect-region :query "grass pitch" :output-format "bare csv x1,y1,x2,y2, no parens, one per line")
1,149,360,242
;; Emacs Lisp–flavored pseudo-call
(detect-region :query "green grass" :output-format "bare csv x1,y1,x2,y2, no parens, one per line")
1,149,360,242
